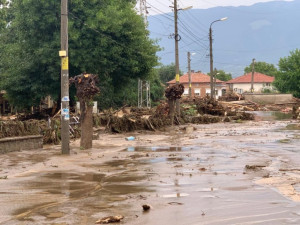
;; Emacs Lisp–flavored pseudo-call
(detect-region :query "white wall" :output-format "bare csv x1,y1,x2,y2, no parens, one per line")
232,83,273,93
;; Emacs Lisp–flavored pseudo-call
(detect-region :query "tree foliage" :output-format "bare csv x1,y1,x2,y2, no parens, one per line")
0,0,159,109
244,61,278,76
273,49,300,98
156,63,181,84
207,69,232,81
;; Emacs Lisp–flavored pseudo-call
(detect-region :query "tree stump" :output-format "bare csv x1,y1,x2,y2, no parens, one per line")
70,73,100,149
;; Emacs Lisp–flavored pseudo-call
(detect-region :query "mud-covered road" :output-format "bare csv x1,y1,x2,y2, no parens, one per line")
1,117,300,224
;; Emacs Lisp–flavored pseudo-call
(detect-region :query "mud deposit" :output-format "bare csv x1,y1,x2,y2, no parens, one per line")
0,118,300,225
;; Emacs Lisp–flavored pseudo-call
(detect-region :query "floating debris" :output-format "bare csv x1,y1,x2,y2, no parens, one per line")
95,215,124,224
142,204,151,211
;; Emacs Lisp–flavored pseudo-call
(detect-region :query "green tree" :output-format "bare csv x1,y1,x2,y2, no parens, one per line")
0,0,159,109
208,69,232,81
273,49,300,98
156,63,182,84
244,61,278,76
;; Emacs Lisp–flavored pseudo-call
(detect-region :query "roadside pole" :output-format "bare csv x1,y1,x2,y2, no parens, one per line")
174,0,180,116
60,0,70,154
188,52,191,97
251,58,255,93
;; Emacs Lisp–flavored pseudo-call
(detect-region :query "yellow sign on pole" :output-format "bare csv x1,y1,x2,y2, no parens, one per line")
62,57,69,70
175,74,180,82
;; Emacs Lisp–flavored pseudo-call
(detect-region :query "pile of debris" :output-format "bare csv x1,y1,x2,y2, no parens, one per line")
0,117,81,145
219,100,259,112
195,96,226,116
0,120,40,139
165,84,184,101
93,107,172,133
218,92,244,101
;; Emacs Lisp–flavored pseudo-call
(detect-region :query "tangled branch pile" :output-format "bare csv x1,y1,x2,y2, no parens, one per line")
195,96,226,116
0,120,40,138
69,73,100,100
218,92,244,101
165,84,184,100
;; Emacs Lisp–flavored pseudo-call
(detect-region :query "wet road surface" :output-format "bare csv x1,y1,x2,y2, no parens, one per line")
0,119,300,224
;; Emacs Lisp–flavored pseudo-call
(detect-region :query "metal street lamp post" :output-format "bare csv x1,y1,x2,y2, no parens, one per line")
209,17,228,100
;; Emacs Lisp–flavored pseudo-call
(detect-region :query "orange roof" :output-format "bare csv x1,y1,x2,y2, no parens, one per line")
167,72,224,84
226,72,275,84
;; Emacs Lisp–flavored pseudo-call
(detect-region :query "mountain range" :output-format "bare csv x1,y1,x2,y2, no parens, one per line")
147,0,300,77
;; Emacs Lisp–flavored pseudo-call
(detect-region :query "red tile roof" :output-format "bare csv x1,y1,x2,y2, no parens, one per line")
226,72,275,84
167,72,223,84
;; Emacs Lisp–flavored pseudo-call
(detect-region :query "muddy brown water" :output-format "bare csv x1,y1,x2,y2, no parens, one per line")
0,113,300,224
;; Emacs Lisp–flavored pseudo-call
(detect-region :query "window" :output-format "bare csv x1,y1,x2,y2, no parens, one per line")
194,88,200,96
183,88,189,96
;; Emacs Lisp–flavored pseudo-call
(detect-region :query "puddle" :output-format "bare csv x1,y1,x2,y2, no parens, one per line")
285,124,300,130
126,146,195,152
251,111,293,121
162,193,190,198
197,188,219,192
43,172,105,182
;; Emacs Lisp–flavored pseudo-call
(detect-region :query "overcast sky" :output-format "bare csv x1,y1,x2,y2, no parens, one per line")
142,0,293,15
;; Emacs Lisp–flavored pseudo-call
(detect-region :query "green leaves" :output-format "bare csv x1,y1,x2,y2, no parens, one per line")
274,49,300,97
0,0,159,109
244,61,278,76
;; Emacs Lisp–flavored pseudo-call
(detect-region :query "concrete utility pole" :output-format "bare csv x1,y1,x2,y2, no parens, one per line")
60,0,70,154
188,52,191,97
174,0,180,115
251,58,255,93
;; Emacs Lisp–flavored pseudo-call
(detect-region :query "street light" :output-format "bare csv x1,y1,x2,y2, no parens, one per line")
209,17,228,100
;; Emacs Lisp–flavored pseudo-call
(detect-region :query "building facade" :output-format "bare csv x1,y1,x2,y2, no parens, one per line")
167,72,227,99
226,72,275,94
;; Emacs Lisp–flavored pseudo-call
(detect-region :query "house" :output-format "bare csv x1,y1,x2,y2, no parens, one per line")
167,71,227,99
226,72,275,94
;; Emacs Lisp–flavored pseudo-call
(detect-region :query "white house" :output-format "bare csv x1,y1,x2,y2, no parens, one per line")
226,72,275,94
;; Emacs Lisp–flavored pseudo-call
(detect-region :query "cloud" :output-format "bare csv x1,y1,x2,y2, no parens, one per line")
143,0,294,15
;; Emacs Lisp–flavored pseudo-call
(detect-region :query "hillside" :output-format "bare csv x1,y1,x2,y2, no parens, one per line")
148,0,300,77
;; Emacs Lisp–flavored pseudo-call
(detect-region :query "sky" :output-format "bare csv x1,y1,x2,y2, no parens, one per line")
141,0,293,15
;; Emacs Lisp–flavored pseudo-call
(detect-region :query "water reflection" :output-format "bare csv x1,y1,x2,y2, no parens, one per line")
251,111,292,121
126,146,195,152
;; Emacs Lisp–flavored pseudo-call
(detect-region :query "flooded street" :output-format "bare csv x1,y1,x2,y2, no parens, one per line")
1,116,300,224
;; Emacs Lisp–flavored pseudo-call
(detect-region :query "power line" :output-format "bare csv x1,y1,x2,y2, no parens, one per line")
146,2,173,20
178,18,208,49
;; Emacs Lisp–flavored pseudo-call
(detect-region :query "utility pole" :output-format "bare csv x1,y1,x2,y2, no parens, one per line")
209,26,214,100
174,0,180,115
60,0,70,154
139,0,148,24
188,52,191,97
251,58,255,93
